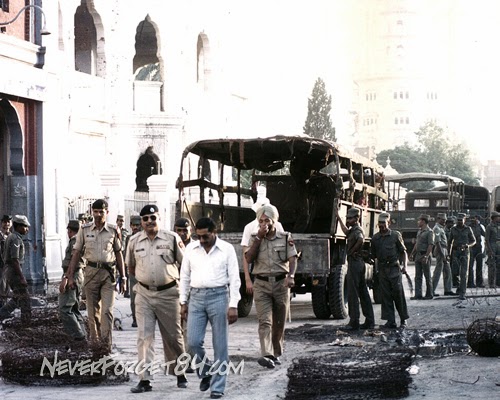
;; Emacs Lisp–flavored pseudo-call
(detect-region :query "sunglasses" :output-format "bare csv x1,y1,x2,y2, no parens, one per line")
142,215,157,222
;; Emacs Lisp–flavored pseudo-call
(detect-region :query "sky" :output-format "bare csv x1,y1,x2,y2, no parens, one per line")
215,0,499,163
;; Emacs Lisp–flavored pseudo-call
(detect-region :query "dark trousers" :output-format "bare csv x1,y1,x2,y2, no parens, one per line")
451,249,469,297
378,264,409,323
414,256,432,297
0,266,31,323
469,246,483,287
346,257,374,324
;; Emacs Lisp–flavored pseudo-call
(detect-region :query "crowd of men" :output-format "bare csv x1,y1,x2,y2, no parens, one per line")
0,198,499,398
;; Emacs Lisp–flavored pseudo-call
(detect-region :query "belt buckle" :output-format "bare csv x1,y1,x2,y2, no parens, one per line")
96,262,102,268
268,276,276,283
149,285,158,291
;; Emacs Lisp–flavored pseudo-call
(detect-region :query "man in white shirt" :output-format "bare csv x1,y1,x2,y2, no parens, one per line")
180,217,241,400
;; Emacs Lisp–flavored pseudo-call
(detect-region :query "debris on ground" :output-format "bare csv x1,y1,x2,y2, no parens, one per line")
466,318,500,357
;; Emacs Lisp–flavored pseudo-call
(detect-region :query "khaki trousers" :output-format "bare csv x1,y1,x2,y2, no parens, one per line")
253,279,290,358
84,267,115,347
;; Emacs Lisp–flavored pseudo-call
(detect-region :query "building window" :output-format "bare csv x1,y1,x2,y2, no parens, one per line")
1,0,9,12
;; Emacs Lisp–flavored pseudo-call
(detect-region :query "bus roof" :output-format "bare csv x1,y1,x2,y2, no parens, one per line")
385,172,464,184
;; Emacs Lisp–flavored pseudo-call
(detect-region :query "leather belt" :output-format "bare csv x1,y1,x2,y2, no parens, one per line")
139,281,177,291
255,274,287,283
87,261,116,268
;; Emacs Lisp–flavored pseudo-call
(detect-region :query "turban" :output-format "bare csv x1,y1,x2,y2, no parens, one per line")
256,204,279,224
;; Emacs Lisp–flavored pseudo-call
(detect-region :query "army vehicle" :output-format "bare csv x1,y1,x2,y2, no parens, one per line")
175,135,387,319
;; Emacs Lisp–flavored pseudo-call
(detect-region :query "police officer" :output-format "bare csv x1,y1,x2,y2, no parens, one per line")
126,204,188,393
370,212,409,329
0,215,31,323
245,204,297,369
59,220,86,340
485,211,500,288
409,214,435,300
174,217,193,247
67,199,127,349
431,213,453,296
125,215,142,327
0,214,12,307
447,213,475,300
336,207,375,330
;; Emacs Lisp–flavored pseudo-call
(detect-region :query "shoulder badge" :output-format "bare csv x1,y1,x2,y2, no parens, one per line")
82,222,93,228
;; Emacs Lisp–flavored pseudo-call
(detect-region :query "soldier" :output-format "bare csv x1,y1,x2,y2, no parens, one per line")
447,213,475,300
335,207,375,330
67,199,127,349
59,220,86,340
116,214,130,296
125,214,142,327
370,212,409,329
126,204,188,393
0,215,31,323
0,214,12,307
245,204,297,369
409,214,435,300
468,215,486,288
431,213,453,296
174,217,193,246
445,216,459,287
485,211,500,288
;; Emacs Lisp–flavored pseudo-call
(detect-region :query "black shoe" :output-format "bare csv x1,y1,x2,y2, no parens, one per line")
132,319,138,328
210,392,224,399
381,321,397,329
359,321,375,329
423,295,433,300
185,366,195,373
269,355,281,365
433,293,440,297
342,323,360,331
131,380,152,393
459,295,466,300
177,375,188,388
200,375,211,392
444,291,455,296
258,356,275,369
400,320,407,329
410,296,423,300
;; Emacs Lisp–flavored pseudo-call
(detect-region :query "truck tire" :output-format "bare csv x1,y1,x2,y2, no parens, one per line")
311,285,331,319
329,264,348,319
238,278,253,317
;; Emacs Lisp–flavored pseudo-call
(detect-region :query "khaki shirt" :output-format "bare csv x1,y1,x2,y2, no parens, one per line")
248,231,297,276
62,236,85,272
485,222,500,246
125,230,184,286
415,226,434,253
73,222,121,263
370,229,406,265
3,231,25,264
449,225,475,249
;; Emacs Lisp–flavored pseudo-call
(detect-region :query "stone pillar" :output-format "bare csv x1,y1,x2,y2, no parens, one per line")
147,174,171,230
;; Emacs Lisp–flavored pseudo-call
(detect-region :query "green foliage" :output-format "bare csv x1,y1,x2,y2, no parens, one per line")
303,78,336,142
376,121,479,185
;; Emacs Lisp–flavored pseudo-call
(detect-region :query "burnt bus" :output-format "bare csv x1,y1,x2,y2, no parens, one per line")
490,185,500,214
175,135,387,319
385,173,464,248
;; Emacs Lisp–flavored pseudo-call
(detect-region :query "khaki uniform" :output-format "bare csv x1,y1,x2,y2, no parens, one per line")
413,226,434,298
448,225,475,298
74,222,122,345
0,231,31,322
125,230,186,379
59,236,86,339
248,232,297,358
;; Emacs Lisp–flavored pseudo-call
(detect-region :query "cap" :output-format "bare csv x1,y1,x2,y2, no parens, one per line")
436,213,447,220
130,215,142,224
67,220,80,231
1,214,12,222
378,212,390,222
174,217,191,228
346,208,360,218
491,211,500,218
418,214,430,223
117,214,124,220
12,215,30,227
446,216,456,223
92,199,108,210
456,213,467,220
78,213,88,220
140,204,159,216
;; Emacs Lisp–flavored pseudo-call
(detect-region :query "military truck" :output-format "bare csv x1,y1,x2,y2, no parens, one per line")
175,135,387,319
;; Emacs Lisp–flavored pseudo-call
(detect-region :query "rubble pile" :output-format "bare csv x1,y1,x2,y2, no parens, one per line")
0,303,128,386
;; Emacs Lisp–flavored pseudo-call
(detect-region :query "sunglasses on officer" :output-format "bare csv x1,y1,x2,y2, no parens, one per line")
142,215,158,222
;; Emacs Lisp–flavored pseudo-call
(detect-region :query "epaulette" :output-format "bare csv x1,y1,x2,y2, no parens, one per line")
107,223,118,230
82,222,93,228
